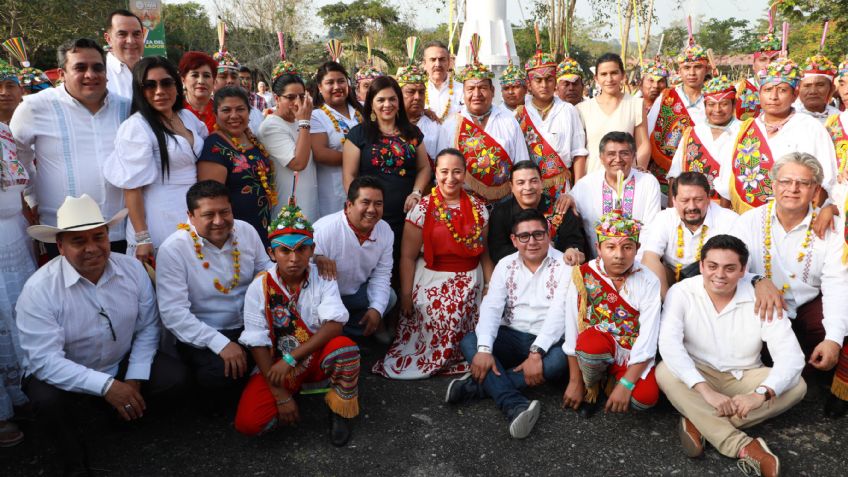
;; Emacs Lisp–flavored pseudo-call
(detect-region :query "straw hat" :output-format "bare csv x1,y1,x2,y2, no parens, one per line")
27,194,127,243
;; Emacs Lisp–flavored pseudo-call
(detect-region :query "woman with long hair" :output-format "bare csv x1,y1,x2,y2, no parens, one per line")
197,86,276,247
374,148,493,380
342,75,432,262
576,53,650,173
310,61,363,218
104,56,208,263
179,52,218,133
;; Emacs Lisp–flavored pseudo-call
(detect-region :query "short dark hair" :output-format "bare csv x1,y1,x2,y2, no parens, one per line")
105,9,143,32
672,171,711,197
362,76,418,144
422,40,449,56
213,86,250,112
186,180,231,212
347,176,385,203
434,148,466,168
511,208,548,234
272,73,305,96
510,160,542,181
57,38,106,70
599,131,636,156
595,53,625,76
239,66,251,74
700,234,749,267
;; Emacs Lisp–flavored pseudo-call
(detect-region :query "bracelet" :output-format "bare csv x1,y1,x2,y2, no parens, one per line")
101,376,115,396
282,352,297,367
618,377,636,391
136,238,153,245
275,396,292,406
410,190,422,198
477,345,492,354
297,120,311,129
134,230,151,242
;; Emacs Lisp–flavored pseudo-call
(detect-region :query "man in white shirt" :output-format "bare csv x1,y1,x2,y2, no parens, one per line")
313,177,394,338
794,54,840,124
421,40,462,122
103,9,144,99
157,181,273,396
637,59,669,114
641,172,738,297
447,209,571,439
555,56,585,107
10,38,130,258
499,62,527,112
570,131,661,255
396,58,440,168
657,234,805,476
730,152,848,418
17,195,185,475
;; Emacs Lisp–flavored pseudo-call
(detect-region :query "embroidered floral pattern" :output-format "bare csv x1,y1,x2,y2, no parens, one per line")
735,80,761,120
582,266,640,350
457,118,510,187
683,129,720,199
601,175,636,216
733,121,773,207
369,135,417,176
651,89,693,193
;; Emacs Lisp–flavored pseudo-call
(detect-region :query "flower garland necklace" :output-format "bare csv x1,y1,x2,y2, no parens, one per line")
762,200,815,294
320,104,363,144
675,223,708,281
425,77,453,121
177,223,241,294
431,188,483,249
215,127,278,208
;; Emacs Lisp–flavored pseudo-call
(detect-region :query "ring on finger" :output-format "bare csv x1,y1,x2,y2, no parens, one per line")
124,404,133,410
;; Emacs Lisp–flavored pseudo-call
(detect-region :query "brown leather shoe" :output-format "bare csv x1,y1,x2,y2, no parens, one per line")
678,416,704,458
737,437,780,477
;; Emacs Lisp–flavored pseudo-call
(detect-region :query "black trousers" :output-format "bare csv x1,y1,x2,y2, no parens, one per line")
22,352,187,473
175,327,252,390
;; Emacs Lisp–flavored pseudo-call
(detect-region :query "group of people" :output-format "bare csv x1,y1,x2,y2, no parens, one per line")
1,8,848,477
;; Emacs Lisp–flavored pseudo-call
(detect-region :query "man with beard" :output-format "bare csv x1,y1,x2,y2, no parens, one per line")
516,45,588,186
667,75,741,202
637,59,670,117
103,9,144,99
313,177,394,338
447,209,573,439
422,40,462,122
555,55,585,106
640,172,738,298
436,34,529,205
795,54,840,124
734,22,781,121
396,38,441,168
500,61,527,112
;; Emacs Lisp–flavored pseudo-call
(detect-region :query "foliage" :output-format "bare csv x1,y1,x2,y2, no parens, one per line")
317,0,399,41
162,2,216,65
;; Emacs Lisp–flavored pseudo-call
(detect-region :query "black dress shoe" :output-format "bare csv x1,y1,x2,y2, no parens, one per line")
577,402,598,419
330,413,352,447
824,393,848,418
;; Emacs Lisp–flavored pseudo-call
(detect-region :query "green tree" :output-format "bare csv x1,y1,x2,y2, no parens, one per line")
317,0,399,42
162,2,216,64
698,18,755,55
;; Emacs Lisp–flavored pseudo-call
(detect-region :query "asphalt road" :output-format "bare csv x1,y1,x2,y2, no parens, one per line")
3,344,846,477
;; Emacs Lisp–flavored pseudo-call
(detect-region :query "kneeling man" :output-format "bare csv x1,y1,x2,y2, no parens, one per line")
448,209,572,439
234,201,360,446
657,235,805,477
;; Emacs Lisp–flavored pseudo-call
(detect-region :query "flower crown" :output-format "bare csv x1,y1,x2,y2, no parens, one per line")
272,60,300,83
524,49,557,72
557,57,582,82
675,42,708,64
0,59,19,84
213,50,240,71
702,75,737,100
499,62,526,86
754,32,781,54
838,55,848,80
642,59,669,80
396,63,427,85
595,211,642,243
355,64,384,83
802,53,837,79
758,57,801,88
456,61,494,82
267,201,313,241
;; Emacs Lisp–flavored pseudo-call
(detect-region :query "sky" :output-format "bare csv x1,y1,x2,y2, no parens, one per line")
173,0,770,39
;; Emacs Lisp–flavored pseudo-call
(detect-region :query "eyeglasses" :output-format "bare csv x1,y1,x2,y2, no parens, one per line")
280,93,306,101
141,78,177,91
98,307,116,341
514,230,548,243
775,177,815,189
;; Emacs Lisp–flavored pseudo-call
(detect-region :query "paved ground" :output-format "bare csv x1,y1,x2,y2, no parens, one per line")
3,344,846,477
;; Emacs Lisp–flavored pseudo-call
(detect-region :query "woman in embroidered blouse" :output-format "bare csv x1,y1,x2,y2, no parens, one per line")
104,57,208,263
576,53,651,174
179,51,218,133
373,148,493,380
343,75,432,263
310,62,364,218
198,86,276,247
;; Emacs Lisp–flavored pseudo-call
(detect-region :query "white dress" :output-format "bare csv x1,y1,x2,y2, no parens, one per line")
104,110,208,254
0,122,34,419
310,104,361,218
577,94,644,173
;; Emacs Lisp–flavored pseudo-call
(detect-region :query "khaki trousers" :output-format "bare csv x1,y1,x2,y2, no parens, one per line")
656,361,806,457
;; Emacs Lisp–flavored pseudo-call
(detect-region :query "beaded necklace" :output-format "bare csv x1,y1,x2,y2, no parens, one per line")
431,188,483,249
674,223,708,281
320,104,363,144
425,78,454,121
762,200,815,294
177,223,241,294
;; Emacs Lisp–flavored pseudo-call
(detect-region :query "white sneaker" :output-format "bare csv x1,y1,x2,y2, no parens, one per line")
508,400,540,439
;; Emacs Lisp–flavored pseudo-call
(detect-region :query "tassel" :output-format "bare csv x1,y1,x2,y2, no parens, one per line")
572,265,588,334
584,383,600,404
325,392,359,418
2,37,30,67
277,32,286,60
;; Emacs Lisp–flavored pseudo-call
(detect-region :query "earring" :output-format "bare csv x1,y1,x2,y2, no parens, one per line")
370,112,377,122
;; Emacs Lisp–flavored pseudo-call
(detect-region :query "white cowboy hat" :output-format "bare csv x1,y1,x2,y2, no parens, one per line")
27,194,128,243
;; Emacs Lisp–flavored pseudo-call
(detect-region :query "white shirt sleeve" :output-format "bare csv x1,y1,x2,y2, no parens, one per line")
627,272,662,366
566,104,589,158
239,273,273,348
647,95,662,133
639,210,669,257
259,116,296,169
640,175,662,225
658,284,707,388
367,229,394,315
533,268,573,352
760,315,805,396
475,260,510,349
562,272,581,356
821,233,848,345
103,115,159,189
667,134,686,179
315,277,350,326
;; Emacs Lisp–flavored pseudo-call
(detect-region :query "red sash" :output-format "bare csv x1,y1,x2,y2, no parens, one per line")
517,106,570,196
825,114,848,174
263,271,317,388
576,264,640,350
734,79,761,121
650,88,694,193
454,114,512,202
681,127,721,200
730,118,775,214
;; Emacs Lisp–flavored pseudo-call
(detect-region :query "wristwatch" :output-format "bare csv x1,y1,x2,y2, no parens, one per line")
750,275,765,287
754,385,772,401
529,345,545,356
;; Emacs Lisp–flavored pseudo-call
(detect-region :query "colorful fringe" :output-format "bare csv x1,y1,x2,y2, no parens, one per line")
322,345,360,418
831,343,848,401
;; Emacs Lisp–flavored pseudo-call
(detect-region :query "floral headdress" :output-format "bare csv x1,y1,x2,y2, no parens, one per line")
758,57,801,89
213,20,239,72
675,17,708,65
524,24,557,79
2,37,51,92
801,22,837,79
455,33,494,82
641,58,669,81
499,39,525,86
595,210,642,243
702,75,737,102
837,55,848,80
396,36,427,86
268,197,314,250
556,57,582,83
355,36,384,83
271,32,300,84
0,59,19,84
754,7,781,59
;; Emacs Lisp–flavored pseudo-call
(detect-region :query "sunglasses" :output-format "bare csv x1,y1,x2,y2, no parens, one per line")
141,78,177,91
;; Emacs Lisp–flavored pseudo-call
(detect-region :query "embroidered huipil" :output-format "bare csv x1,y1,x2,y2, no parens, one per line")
475,248,572,352
667,121,740,199
155,220,273,353
660,277,804,395
10,86,131,242
15,254,160,395
731,204,848,345
639,203,738,267
313,211,393,315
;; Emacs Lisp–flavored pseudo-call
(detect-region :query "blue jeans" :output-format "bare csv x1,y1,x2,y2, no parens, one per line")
341,282,397,337
460,326,567,417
